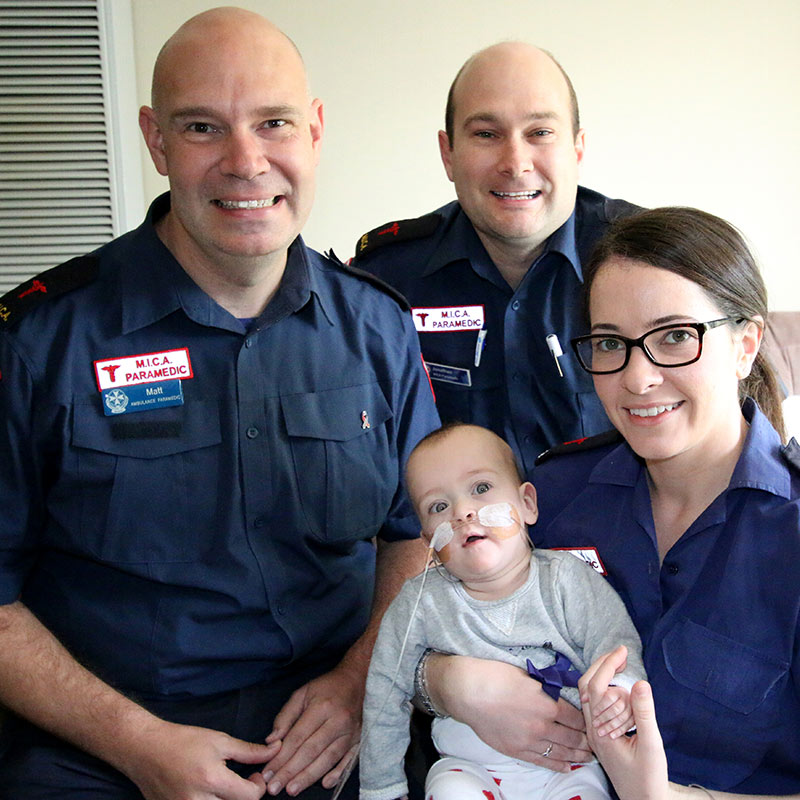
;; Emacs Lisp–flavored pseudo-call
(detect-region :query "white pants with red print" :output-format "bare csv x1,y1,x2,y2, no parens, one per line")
426,718,610,800
425,757,609,800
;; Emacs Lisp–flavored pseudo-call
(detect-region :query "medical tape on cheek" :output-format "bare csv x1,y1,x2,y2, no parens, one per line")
430,502,517,551
477,502,515,528
430,521,454,552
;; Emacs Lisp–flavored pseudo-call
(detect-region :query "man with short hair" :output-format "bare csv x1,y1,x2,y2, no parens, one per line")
0,8,438,799
355,42,639,474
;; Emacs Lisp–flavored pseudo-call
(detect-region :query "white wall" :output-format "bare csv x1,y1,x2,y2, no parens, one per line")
130,0,800,309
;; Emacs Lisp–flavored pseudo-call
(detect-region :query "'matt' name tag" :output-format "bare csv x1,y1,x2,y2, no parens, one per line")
412,305,484,332
94,348,193,416
552,546,607,575
101,380,184,416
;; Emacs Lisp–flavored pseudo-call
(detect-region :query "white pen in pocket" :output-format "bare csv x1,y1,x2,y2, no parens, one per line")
546,333,564,377
474,328,487,367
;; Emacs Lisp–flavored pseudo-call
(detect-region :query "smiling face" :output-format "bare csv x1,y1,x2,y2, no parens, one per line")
138,9,323,273
439,43,584,266
407,425,538,597
588,258,760,466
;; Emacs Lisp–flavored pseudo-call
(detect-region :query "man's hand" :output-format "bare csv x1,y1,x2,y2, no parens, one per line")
121,719,273,800
261,664,363,796
429,654,591,772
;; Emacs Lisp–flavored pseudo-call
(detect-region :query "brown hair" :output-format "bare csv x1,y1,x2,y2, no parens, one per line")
583,207,786,441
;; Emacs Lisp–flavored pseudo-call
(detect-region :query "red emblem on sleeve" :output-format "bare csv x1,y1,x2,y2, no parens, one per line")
18,280,47,299
378,222,400,236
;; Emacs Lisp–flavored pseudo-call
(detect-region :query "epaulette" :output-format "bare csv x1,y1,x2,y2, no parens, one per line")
535,428,623,466
0,254,99,330
353,213,442,261
325,249,411,311
781,437,800,472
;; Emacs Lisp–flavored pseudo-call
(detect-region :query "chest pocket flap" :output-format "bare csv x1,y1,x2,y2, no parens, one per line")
66,400,222,562
72,400,221,458
282,383,392,441
663,618,788,714
281,383,395,540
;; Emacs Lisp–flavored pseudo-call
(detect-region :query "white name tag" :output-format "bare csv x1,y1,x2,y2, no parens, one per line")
94,348,193,390
412,305,484,332
552,546,607,575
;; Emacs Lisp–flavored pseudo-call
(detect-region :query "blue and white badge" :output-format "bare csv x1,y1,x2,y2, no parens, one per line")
424,361,472,387
101,380,185,417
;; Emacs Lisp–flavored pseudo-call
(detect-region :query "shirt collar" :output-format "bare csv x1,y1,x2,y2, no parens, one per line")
587,397,791,500
422,201,582,283
423,205,494,278
729,397,792,499
588,440,644,488
546,207,581,281
118,193,319,335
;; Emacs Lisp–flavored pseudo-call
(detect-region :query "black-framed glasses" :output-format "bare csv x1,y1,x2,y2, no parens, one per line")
571,317,745,375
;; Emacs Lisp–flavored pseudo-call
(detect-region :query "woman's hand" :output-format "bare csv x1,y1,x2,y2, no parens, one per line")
580,646,669,800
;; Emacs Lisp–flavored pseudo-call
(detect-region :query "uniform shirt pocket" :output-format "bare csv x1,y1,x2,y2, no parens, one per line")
663,618,787,713
281,383,395,542
661,618,788,786
67,400,222,563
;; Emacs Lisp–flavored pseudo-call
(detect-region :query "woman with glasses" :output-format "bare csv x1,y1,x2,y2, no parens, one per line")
416,207,799,800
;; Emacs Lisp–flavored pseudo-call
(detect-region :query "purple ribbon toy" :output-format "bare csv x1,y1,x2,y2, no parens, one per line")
526,652,582,701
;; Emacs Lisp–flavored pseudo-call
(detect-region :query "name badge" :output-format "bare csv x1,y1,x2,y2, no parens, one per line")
95,348,193,416
552,546,607,575
424,361,472,387
94,348,193,390
102,380,184,416
412,305,484,332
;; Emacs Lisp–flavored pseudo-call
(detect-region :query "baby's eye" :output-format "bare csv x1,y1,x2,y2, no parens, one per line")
429,500,448,514
474,482,491,495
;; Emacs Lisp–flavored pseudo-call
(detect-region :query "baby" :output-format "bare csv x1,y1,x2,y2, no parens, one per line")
359,423,646,800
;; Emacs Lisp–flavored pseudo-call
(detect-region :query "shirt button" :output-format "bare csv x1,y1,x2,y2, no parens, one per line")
666,563,679,575
511,300,521,311
246,426,259,439
513,372,524,383
253,516,266,528
245,337,254,348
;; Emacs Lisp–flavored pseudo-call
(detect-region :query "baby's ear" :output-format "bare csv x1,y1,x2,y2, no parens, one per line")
519,482,538,525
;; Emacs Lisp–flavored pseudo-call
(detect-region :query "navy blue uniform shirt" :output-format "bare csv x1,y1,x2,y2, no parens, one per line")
532,399,800,793
354,187,639,473
0,193,439,699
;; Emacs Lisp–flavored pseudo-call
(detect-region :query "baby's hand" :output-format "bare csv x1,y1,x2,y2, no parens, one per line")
586,684,633,739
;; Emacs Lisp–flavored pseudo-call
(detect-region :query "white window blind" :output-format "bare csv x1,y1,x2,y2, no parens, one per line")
0,0,143,295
